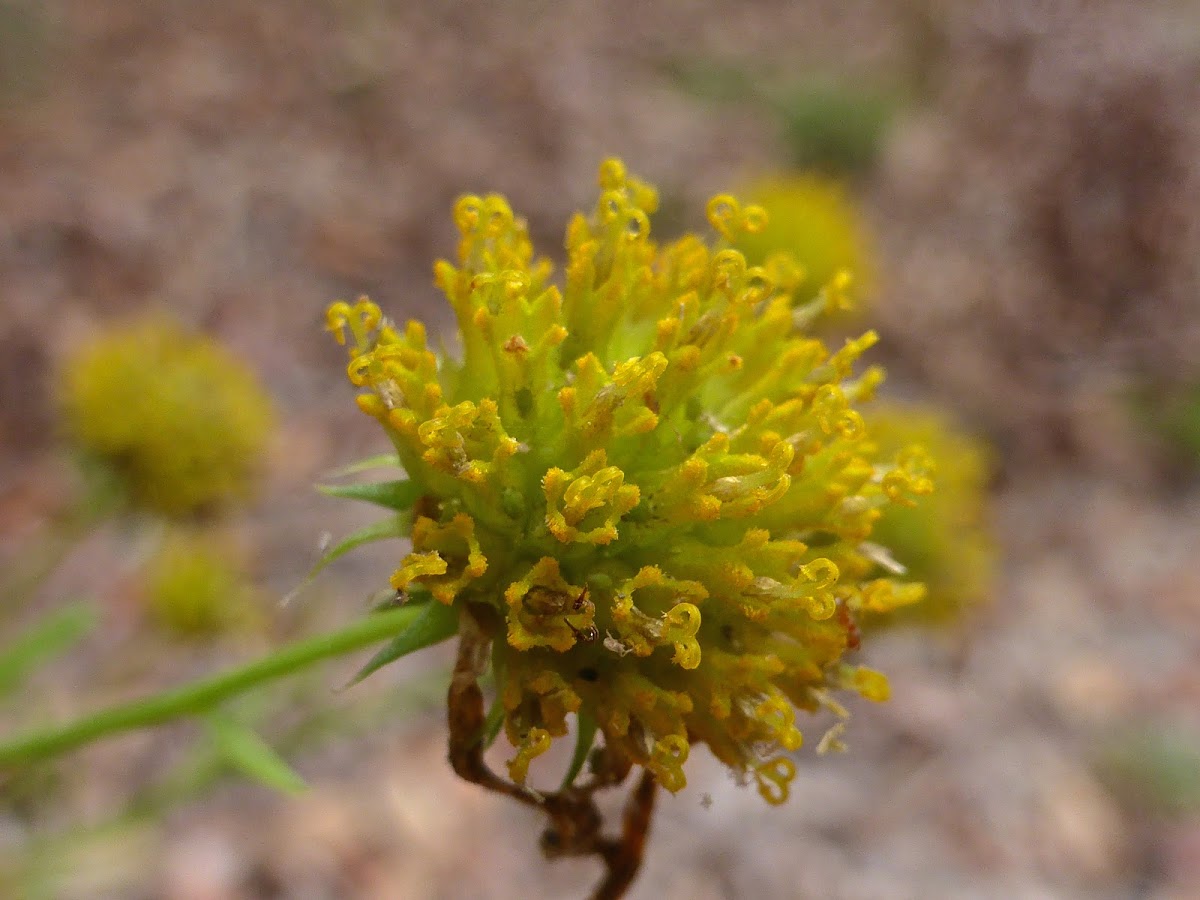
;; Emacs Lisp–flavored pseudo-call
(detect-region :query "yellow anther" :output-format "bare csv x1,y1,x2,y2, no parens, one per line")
544,452,641,545
453,195,483,234
712,248,747,286
404,319,427,346
673,345,702,371
837,409,866,440
326,298,383,352
800,558,839,591
860,579,926,613
805,592,836,620
649,734,690,793
433,259,457,294
741,204,769,234
355,394,386,420
353,296,382,331
325,301,353,344
764,251,805,290
386,407,417,434
812,384,849,435
597,157,627,191
629,180,659,214
754,756,797,805
851,666,890,702
482,194,515,236
821,268,855,313
390,515,486,604
598,189,627,225
507,727,552,785
390,551,447,593
756,695,803,751
500,269,530,298
557,386,576,417
663,603,702,669
346,354,373,387
624,209,650,242
741,266,774,304
706,194,741,239
656,317,680,348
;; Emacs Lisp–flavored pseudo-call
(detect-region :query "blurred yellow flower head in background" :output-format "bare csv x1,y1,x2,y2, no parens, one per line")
861,404,994,628
61,317,274,517
735,172,874,318
142,528,263,639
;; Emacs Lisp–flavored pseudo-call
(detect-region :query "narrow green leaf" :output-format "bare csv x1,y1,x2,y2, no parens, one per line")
323,453,402,478
343,600,458,689
317,479,421,512
561,710,598,790
0,605,424,768
285,517,407,607
0,603,98,697
476,656,506,750
310,517,404,578
481,695,506,751
206,713,307,795
368,586,431,614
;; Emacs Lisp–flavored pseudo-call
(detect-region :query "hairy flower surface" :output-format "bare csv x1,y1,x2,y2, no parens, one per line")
328,159,932,803
61,318,274,517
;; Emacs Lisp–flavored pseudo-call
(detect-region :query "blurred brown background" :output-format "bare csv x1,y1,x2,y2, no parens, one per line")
2,0,1200,897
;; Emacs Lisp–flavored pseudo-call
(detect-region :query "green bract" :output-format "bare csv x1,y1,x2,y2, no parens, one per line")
327,159,933,803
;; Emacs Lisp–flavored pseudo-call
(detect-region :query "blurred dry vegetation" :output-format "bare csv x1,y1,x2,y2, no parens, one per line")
2,0,1200,897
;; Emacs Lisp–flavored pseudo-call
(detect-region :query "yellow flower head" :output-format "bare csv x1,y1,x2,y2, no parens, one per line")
328,159,931,804
61,317,274,517
734,172,874,319
860,404,994,627
142,529,263,639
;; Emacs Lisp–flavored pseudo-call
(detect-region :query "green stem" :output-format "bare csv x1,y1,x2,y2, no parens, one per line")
0,605,428,768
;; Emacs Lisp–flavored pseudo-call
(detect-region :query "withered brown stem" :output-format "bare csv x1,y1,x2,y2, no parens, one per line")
446,609,659,900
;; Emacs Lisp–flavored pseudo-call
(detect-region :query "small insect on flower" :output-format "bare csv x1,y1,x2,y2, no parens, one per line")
522,584,598,643
326,158,933,899
836,601,862,651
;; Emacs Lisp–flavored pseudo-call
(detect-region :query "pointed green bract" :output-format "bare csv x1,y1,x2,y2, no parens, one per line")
304,516,407,584
317,479,421,511
561,710,598,790
323,453,404,478
342,599,458,688
480,695,506,751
